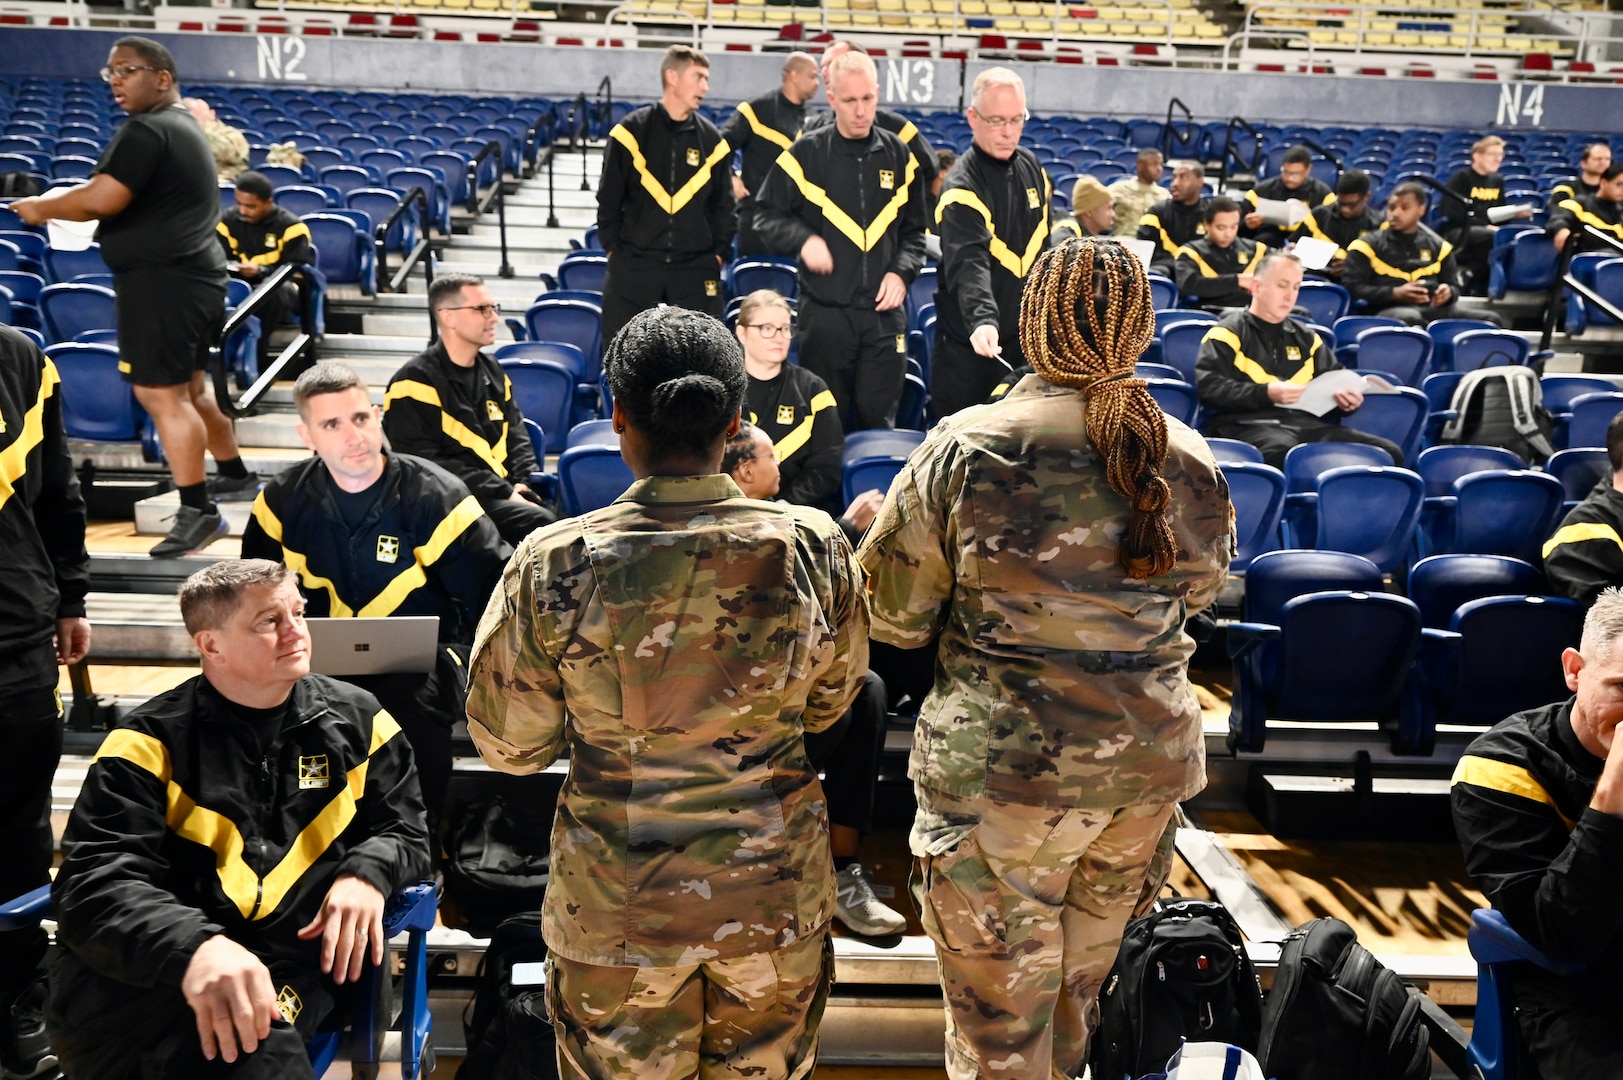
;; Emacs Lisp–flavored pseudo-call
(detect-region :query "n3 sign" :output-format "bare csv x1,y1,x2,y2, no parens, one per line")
257,35,309,82
884,59,936,105
1496,83,1544,128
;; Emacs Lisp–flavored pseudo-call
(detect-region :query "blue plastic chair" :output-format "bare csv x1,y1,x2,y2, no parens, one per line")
43,243,110,286
1419,469,1565,563
1221,462,1286,571
843,428,925,465
1487,229,1558,299
39,282,116,344
1424,595,1581,728
1332,314,1405,367
1205,437,1265,465
1427,319,1498,372
46,342,160,460
1541,375,1615,449
1447,329,1530,373
1145,378,1198,425
556,254,608,294
0,269,44,330
302,214,376,296
729,258,799,302
558,444,633,515
1147,273,1179,311
906,265,937,331
1351,327,1432,387
1544,446,1609,512
1295,280,1351,326
1465,908,1588,1080
347,188,415,253
1565,391,1623,449
566,419,619,448
420,150,472,209
1414,444,1526,497
1303,465,1426,572
519,297,603,382
273,185,334,217
843,454,908,505
1282,440,1394,493
1342,386,1428,465
500,357,576,455
1408,553,1543,629
1158,321,1212,385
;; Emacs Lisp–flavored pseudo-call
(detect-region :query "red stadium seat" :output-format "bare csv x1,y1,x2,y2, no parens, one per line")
1056,46,1083,64
385,14,421,38
725,42,753,51
302,19,336,35
777,21,805,39
215,15,248,31
434,29,462,40
902,39,931,57
177,20,203,31
507,19,542,41
257,16,289,33
344,13,379,35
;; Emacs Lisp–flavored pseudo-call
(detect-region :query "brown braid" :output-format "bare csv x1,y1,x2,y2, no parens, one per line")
1018,236,1176,579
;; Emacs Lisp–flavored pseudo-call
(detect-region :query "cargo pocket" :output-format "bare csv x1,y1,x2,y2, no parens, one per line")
914,827,1009,955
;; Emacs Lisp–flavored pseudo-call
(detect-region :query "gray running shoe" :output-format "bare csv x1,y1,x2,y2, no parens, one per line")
834,863,908,937
207,472,264,503
149,506,228,558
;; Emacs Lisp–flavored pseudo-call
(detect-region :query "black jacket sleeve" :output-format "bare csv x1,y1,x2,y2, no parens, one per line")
382,384,514,505
937,196,1000,333
56,755,226,988
336,707,433,897
1544,519,1623,609
37,372,88,619
781,404,843,508
240,491,283,564
595,134,632,256
1341,240,1395,306
1195,327,1274,414
754,148,817,259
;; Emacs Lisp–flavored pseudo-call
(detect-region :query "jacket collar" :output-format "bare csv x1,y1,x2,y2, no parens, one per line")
1550,697,1604,781
619,474,744,504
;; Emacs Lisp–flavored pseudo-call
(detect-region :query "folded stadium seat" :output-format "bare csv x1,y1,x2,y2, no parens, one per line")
1487,230,1557,300
385,167,450,234
344,13,380,35
1425,318,1499,372
1205,437,1265,465
559,445,634,515
1565,391,1623,450
43,243,110,286
1226,549,1432,755
501,357,578,455
39,282,115,344
1417,468,1564,564
1408,552,1542,630
1220,461,1286,571
302,213,376,297
419,150,472,211
1281,439,1397,520
1340,386,1428,465
516,297,604,383
347,188,415,253
1541,376,1616,450
1414,444,1526,498
1424,594,1581,730
1343,326,1431,386
45,343,161,459
1447,329,1531,372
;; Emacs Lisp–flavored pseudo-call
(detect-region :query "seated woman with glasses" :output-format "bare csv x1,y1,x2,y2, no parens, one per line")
735,289,845,513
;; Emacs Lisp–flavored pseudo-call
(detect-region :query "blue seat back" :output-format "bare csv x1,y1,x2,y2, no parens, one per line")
495,340,586,380
897,371,928,430
567,418,619,448
0,270,44,307
1415,444,1525,497
1241,549,1385,625
1466,908,1588,1080
1295,280,1351,326
257,163,305,188
317,164,374,198
302,213,370,289
729,258,798,302
43,243,110,286
559,444,633,515
1312,465,1426,570
843,428,925,464
274,185,333,216
1205,437,1264,465
1221,462,1286,571
1448,329,1529,373
347,188,411,252
906,265,937,330
1269,591,1424,720
1354,327,1432,387
556,254,608,294
1444,470,1565,562
47,343,146,440
39,282,116,344
843,454,907,506
1157,320,1212,384
1542,375,1615,417
1145,378,1197,425
1333,314,1404,346
420,151,470,205
1147,273,1178,311
1342,386,1428,464
524,298,603,381
1565,391,1623,449
1544,446,1609,503
1502,229,1558,292
1427,318,1497,370
1408,553,1543,629
1282,440,1394,492
500,357,575,455
1446,595,1581,727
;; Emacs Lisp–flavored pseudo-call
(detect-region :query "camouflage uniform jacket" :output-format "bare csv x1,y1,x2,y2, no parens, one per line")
466,473,870,967
203,121,249,181
857,375,1233,810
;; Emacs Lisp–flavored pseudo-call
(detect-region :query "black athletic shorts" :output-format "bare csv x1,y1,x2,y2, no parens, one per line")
113,265,227,387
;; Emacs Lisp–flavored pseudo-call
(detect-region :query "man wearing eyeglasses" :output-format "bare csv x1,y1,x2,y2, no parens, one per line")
382,274,554,546
932,68,1049,418
11,37,253,558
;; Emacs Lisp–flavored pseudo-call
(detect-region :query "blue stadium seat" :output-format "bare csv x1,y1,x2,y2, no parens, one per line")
274,185,333,217
39,282,115,344
1565,390,1623,449
347,188,414,253
1407,553,1543,629
43,242,110,286
558,444,633,515
906,265,937,331
1157,320,1212,385
843,454,908,506
1423,595,1581,728
843,428,925,465
46,342,159,459
420,150,472,209
500,357,576,455
1285,464,1424,572
0,270,44,331
1487,229,1557,299
1343,386,1429,464
1350,327,1431,387
1447,329,1530,372
1565,256,1623,335
1282,439,1394,493
1220,461,1285,571
1418,469,1564,563
1227,549,1430,754
1145,378,1198,425
0,231,45,276
729,258,798,302
302,213,376,296
1295,280,1351,326
1332,315,1405,369
256,163,305,189
1205,437,1265,465
1147,273,1179,312
1541,375,1615,448
1414,444,1525,497
1427,319,1499,372
1464,907,1588,1080
556,253,608,294
1136,362,1184,382
566,419,619,448
517,297,603,382
897,371,928,430
1544,446,1609,513
385,167,451,234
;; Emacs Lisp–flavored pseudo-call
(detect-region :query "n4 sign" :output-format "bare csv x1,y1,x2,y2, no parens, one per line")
1496,83,1544,128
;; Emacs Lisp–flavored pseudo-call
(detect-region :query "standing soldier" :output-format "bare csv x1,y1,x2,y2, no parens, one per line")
932,67,1049,417
467,308,869,1080
859,237,1234,1080
755,47,928,432
722,52,819,257
596,45,735,350
803,42,940,204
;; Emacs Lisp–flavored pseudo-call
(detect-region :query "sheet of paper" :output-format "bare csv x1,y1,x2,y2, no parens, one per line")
1487,203,1530,225
1119,237,1157,271
1254,197,1309,228
1290,236,1339,271
1281,368,1396,417
46,217,97,251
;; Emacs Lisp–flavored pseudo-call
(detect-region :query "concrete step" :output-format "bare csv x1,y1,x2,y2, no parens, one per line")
237,412,307,450
134,490,256,536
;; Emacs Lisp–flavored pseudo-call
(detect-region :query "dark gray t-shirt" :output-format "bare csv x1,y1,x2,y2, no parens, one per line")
94,104,227,274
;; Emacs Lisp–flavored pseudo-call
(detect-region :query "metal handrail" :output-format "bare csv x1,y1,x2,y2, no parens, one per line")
1161,97,1196,163
375,184,435,296
1540,223,1623,351
604,4,700,45
524,110,555,178
571,92,592,193
466,140,516,280
1299,137,1344,185
1217,116,1264,192
207,261,311,421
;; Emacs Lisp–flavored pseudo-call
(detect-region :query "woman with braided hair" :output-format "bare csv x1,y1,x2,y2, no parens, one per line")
859,235,1234,1080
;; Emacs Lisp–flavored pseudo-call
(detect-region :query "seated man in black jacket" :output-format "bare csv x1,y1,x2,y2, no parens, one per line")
243,363,509,844
1242,144,1335,248
1175,197,1266,312
216,170,312,369
1138,159,1207,274
1452,586,1623,1075
1196,251,1402,468
46,558,431,1080
1343,182,1500,327
1548,163,1623,254
383,273,554,546
1299,169,1382,282
1544,410,1623,609
1436,135,1533,295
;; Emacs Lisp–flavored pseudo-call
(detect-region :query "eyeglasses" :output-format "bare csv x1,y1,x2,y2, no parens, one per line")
743,323,793,338
971,108,1028,131
99,64,161,83
443,303,502,316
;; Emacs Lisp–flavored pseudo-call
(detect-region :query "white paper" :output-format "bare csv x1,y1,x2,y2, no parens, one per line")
46,218,97,251
1253,197,1309,228
1290,236,1339,271
1487,203,1529,225
1119,237,1157,271
1282,369,1396,417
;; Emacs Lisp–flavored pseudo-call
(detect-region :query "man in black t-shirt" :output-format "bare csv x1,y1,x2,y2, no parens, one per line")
1437,135,1533,295
13,37,252,557
217,171,312,371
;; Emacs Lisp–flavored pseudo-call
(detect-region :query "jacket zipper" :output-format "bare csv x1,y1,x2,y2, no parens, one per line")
856,148,870,295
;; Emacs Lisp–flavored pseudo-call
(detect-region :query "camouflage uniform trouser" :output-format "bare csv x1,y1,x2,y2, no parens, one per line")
545,930,833,1080
910,784,1178,1080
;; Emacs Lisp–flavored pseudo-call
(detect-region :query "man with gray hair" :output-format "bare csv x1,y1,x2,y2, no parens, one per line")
931,66,1050,417
721,51,819,256
1452,586,1623,1074
46,558,430,1079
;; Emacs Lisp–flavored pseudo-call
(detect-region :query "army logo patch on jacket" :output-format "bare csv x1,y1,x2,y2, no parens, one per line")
1027,187,1040,209
298,755,330,789
277,986,302,1024
879,169,895,190
486,400,503,420
377,535,400,564
777,404,795,424
686,147,701,167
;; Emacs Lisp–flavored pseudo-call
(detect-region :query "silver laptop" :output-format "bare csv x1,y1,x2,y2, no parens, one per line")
306,617,440,677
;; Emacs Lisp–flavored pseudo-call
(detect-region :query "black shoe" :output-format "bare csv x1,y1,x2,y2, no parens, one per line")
207,472,264,503
1,984,58,1080
149,506,228,558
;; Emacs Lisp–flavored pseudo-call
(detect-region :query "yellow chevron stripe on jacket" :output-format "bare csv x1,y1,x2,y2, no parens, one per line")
1347,236,1453,282
774,389,837,461
1543,520,1623,561
95,714,405,919
936,187,1050,278
1203,325,1316,386
383,380,508,478
0,356,57,514
1298,210,1348,259
1451,754,1575,831
1556,198,1623,241
1177,242,1266,279
608,124,731,216
736,101,797,151
773,149,920,253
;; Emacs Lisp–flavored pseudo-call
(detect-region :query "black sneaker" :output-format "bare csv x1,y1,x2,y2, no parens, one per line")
149,506,228,558
1,984,58,1080
207,472,264,503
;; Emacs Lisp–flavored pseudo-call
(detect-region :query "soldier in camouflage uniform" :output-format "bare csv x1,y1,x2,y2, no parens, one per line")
858,236,1234,1080
183,98,248,180
466,307,870,1080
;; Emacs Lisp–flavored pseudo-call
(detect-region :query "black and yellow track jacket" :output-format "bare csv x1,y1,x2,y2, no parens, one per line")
933,144,1050,365
597,103,735,262
1542,480,1623,609
1439,167,1506,235
1342,224,1457,308
754,122,928,310
1195,309,1337,429
241,453,508,643
216,206,313,270
721,90,808,198
746,363,843,509
1243,175,1335,242
1137,196,1207,272
1300,203,1383,263
1548,175,1600,216
1451,697,1623,1013
55,674,430,1014
0,325,88,694
1546,194,1623,247
803,107,939,195
382,342,539,508
1175,236,1267,309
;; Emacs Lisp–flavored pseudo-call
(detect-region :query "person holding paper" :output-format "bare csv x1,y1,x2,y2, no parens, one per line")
1299,170,1382,280
1343,182,1497,328
1196,252,1403,468
1174,198,1266,312
1138,160,1208,273
1547,163,1623,254
1438,135,1533,296
1243,146,1335,248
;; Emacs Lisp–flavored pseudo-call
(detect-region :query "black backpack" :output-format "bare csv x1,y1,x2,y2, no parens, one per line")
1089,897,1264,1080
1258,918,1430,1080
441,795,552,938
455,913,558,1080
1438,366,1556,465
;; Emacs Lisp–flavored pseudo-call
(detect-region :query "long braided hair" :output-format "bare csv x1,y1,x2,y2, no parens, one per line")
1018,236,1176,579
